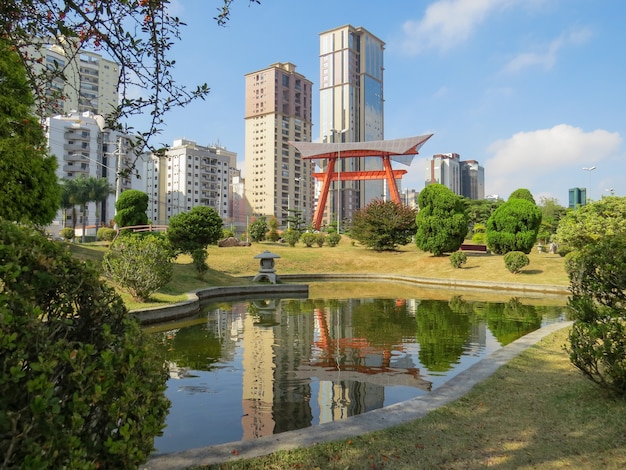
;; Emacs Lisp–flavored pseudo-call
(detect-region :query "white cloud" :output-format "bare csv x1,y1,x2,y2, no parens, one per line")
502,27,592,74
484,124,622,197
398,0,518,55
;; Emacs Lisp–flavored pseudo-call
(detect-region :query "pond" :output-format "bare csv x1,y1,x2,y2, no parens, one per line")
148,284,568,454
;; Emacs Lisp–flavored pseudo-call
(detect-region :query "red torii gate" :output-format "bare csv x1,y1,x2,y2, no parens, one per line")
289,134,433,230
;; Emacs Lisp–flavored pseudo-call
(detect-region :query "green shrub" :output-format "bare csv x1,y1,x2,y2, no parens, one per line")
102,233,174,301
0,220,169,468
268,229,280,242
59,227,74,241
222,227,235,239
301,232,317,247
315,233,326,247
565,235,626,396
327,232,342,247
471,232,486,245
283,228,300,247
503,251,530,274
97,227,117,242
449,251,468,268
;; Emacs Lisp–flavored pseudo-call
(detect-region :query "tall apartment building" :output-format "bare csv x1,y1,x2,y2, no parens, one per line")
460,160,485,200
425,153,485,200
31,41,119,117
46,111,134,236
244,62,313,227
140,139,234,225
319,25,385,225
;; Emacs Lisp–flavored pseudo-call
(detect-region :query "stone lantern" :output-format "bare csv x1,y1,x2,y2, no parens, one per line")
252,250,281,284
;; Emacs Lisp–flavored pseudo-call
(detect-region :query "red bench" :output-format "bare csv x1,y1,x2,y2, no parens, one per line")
459,243,488,253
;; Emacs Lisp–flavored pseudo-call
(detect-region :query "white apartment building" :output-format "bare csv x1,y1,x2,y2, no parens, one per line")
244,62,313,227
140,139,233,225
30,41,119,117
319,25,385,225
46,111,134,236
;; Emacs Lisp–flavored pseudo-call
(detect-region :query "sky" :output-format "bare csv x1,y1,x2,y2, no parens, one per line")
133,0,626,206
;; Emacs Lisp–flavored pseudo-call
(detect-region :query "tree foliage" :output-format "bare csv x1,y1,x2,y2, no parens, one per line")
565,235,626,396
537,196,567,244
0,38,60,225
508,188,536,204
415,184,468,256
486,198,542,255
248,216,268,243
350,200,417,252
555,196,626,253
0,220,169,468
102,233,173,301
1,0,259,166
114,189,149,228
167,206,223,254
463,197,503,228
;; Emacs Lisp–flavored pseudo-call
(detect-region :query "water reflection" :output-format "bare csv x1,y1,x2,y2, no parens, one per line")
152,295,566,453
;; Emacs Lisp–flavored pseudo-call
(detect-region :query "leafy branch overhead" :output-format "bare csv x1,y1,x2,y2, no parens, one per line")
0,0,259,168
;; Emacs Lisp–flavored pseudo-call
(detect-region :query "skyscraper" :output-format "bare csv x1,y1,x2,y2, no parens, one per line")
460,160,485,200
244,62,313,227
426,153,461,194
319,25,385,226
425,154,485,200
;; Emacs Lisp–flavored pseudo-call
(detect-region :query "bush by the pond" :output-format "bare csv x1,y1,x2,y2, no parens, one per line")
283,228,300,247
327,232,341,247
503,251,530,274
301,232,317,247
0,220,169,468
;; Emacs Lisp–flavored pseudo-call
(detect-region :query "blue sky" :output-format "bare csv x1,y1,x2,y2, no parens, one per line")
139,0,625,206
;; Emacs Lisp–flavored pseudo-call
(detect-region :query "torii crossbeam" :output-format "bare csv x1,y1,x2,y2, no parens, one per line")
289,134,433,230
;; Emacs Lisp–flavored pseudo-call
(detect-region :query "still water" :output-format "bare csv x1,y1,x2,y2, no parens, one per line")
150,289,567,454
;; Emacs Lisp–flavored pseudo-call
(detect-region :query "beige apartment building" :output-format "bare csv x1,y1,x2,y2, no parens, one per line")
244,62,313,227
319,25,385,227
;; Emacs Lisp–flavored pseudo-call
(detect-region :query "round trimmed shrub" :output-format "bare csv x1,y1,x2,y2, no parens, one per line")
283,228,300,247
327,232,342,247
96,227,117,242
503,251,530,274
59,227,74,241
301,232,317,247
0,220,169,468
449,251,468,268
315,233,326,247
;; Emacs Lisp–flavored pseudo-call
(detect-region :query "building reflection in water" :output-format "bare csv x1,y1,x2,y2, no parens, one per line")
159,294,560,450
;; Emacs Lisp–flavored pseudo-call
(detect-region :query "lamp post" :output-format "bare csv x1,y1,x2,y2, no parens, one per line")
582,166,596,202
330,128,348,232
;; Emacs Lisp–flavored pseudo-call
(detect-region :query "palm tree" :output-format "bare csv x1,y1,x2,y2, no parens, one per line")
72,176,91,243
87,177,113,232
60,178,79,231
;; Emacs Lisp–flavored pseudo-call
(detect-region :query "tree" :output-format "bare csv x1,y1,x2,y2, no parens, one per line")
167,206,222,275
351,199,417,251
0,38,60,225
463,197,503,228
565,235,626,396
415,184,468,256
114,189,149,228
248,216,269,243
0,220,169,468
508,188,536,204
486,197,542,255
555,196,626,253
167,206,223,254
102,233,174,301
537,196,567,244
87,176,113,231
1,0,259,169
60,178,79,230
